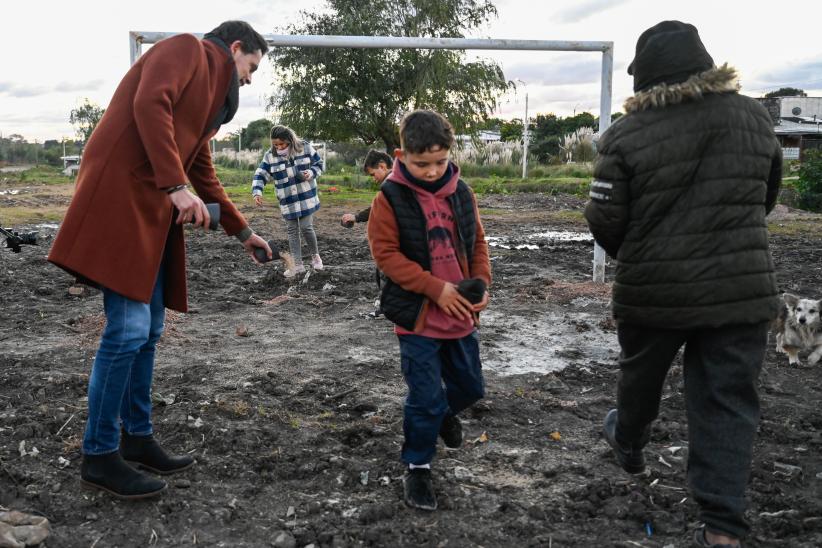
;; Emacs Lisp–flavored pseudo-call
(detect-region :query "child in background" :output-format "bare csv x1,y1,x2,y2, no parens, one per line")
340,149,393,228
252,125,324,277
367,110,491,511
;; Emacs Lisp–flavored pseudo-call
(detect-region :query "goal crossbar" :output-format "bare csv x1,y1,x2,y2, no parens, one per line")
129,31,612,281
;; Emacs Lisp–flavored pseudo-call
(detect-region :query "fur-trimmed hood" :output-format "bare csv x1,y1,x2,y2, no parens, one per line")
624,64,740,113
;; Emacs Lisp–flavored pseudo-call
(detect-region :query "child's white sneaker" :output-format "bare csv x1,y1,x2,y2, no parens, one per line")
311,254,324,271
283,265,306,278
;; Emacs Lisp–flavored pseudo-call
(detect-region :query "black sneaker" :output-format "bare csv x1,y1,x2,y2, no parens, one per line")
403,468,437,511
603,409,648,475
439,415,463,449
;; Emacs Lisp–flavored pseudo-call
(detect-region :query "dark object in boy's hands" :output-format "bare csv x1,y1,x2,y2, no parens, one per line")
294,170,305,182
457,278,487,304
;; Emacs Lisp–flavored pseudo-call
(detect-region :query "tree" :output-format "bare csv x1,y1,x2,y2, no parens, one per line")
266,0,510,152
764,87,806,98
242,119,274,150
69,98,106,144
797,149,822,212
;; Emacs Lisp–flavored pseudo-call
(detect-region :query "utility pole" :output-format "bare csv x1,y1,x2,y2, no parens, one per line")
522,91,529,179
516,79,529,179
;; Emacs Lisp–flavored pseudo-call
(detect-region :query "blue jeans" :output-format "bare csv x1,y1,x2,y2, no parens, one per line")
398,332,485,465
82,264,166,455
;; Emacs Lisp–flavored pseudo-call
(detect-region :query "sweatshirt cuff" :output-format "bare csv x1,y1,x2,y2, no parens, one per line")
235,227,253,243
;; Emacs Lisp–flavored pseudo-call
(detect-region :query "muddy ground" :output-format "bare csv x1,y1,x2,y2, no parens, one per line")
1,190,821,547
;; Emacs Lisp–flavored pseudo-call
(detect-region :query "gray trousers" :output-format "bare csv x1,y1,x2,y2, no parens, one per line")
615,321,768,539
284,213,318,263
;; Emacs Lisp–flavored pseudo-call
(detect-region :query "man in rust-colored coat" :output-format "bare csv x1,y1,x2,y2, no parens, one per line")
49,21,272,499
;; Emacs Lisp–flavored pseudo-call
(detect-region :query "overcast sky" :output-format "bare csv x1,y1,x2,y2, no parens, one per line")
1,0,821,142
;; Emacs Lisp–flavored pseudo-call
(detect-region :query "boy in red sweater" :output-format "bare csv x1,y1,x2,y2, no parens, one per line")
367,110,491,510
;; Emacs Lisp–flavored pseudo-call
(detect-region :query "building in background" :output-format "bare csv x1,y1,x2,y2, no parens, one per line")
757,96,822,160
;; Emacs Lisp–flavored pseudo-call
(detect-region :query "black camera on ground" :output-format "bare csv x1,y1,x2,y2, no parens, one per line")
1,225,37,253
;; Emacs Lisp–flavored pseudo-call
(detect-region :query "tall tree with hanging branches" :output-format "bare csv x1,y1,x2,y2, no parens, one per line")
266,0,510,152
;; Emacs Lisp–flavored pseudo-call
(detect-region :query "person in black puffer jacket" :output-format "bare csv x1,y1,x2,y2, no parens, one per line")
585,21,782,547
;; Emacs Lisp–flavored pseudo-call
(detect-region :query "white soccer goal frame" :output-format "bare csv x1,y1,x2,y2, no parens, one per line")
129,31,612,282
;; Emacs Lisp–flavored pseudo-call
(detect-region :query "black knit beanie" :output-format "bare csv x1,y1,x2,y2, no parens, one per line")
628,21,714,92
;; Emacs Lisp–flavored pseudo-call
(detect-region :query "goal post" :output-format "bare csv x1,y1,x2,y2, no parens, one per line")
129,31,612,282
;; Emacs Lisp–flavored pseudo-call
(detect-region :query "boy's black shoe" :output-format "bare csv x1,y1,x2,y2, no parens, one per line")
603,409,648,475
403,468,437,511
81,451,167,500
439,415,463,449
121,432,195,475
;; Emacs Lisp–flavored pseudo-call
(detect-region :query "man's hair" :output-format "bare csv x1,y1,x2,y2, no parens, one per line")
206,21,269,55
399,110,454,154
362,150,393,173
270,125,304,154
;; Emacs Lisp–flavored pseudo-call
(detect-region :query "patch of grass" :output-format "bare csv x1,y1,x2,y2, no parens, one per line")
768,220,821,237
477,208,508,216
1,207,65,225
547,210,586,223
3,165,73,185
467,177,589,197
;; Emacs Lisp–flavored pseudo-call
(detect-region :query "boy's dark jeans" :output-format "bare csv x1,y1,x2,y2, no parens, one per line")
615,321,768,539
398,331,485,465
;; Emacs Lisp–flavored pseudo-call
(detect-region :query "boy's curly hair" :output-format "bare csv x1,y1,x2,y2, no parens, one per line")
399,110,454,154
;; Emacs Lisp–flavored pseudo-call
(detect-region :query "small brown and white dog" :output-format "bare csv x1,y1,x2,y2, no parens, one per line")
773,293,822,366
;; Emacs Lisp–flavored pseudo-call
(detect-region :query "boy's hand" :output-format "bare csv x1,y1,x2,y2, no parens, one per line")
436,283,473,321
472,291,490,312
301,170,313,181
341,213,356,228
253,195,263,207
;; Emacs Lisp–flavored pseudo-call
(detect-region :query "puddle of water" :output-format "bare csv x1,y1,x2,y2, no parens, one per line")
487,230,593,250
481,309,618,375
0,189,21,195
34,223,59,230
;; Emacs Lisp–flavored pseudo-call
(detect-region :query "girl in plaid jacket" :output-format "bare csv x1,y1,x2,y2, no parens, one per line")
252,125,324,277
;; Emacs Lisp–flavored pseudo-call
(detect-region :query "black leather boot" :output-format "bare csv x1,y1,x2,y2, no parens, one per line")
81,451,167,499
121,432,195,475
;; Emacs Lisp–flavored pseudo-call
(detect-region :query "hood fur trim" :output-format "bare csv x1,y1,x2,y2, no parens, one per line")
624,64,739,113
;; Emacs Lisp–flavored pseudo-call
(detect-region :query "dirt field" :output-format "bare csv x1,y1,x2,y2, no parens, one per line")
1,187,821,547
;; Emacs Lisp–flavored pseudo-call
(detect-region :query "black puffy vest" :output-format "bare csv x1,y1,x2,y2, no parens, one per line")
379,179,477,331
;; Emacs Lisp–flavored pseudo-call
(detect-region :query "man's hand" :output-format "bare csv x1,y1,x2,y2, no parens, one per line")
242,233,272,264
253,195,264,207
341,213,356,228
436,282,473,321
170,188,210,229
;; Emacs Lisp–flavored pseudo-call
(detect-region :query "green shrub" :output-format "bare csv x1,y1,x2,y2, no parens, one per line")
797,149,822,212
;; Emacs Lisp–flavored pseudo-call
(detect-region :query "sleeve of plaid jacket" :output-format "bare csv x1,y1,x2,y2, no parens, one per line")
251,153,271,196
306,143,324,180
584,138,631,259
